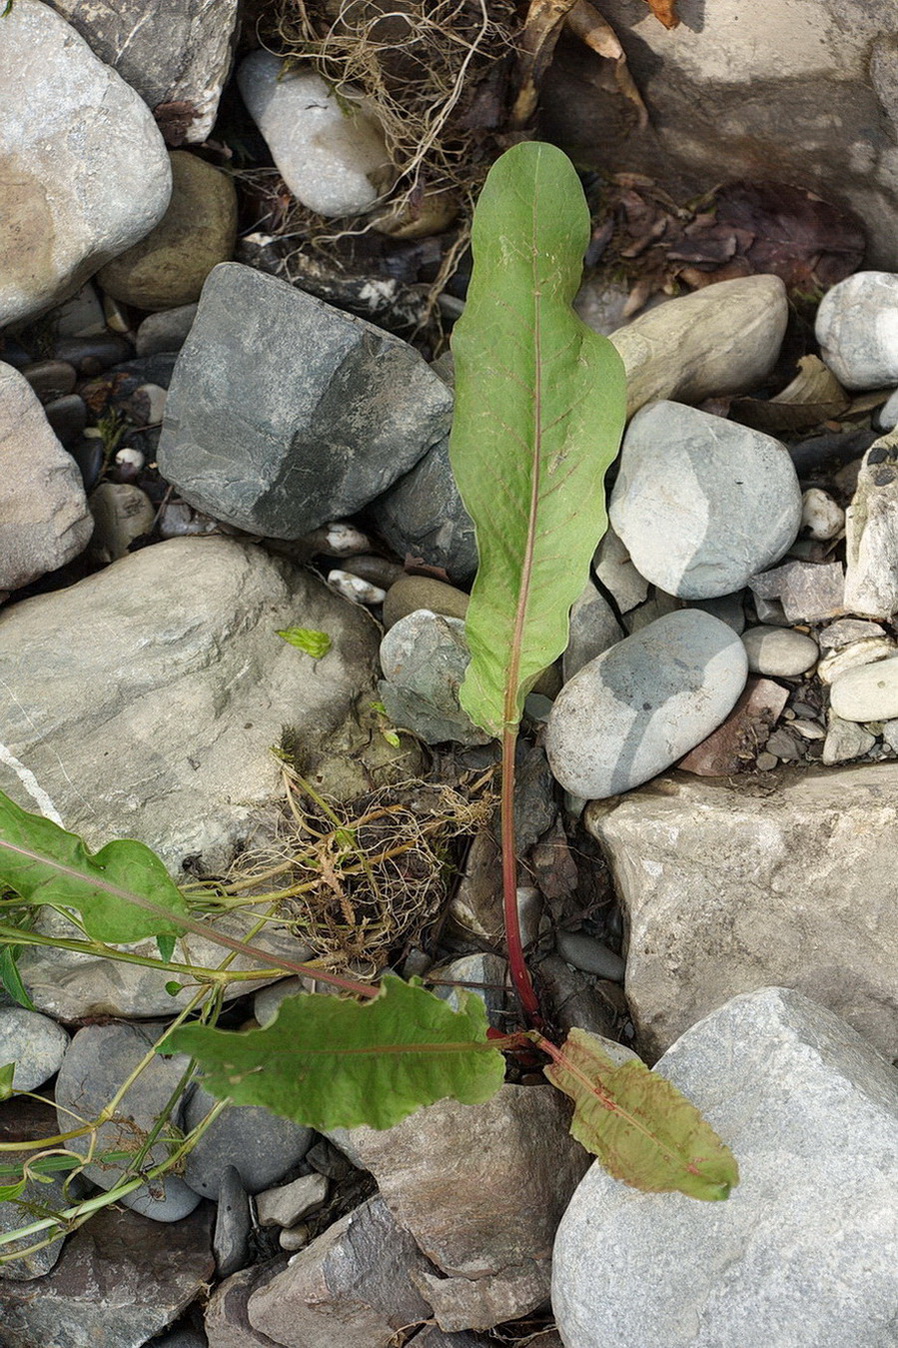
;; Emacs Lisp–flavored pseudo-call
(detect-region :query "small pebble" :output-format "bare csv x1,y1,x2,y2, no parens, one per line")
830,657,898,722
43,393,87,446
280,1223,311,1252
822,715,877,764
339,554,404,590
114,446,145,475
88,482,156,561
883,719,898,753
741,626,818,677
876,386,898,431
817,637,897,685
383,574,469,630
255,1172,328,1228
213,1164,251,1278
818,618,887,650
135,382,167,424
764,728,804,760
790,719,826,740
327,569,386,606
800,487,844,541
555,931,626,983
755,751,779,771
21,359,76,402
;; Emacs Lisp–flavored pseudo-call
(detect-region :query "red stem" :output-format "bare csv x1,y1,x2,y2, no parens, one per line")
501,725,543,1028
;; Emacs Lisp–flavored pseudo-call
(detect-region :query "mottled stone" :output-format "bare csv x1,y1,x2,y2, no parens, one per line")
369,433,479,583
378,611,489,746
748,559,845,623
816,271,898,390
844,428,898,618
48,0,240,143
0,1205,214,1348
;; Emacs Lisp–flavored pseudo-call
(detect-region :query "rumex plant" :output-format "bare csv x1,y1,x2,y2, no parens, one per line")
0,144,738,1246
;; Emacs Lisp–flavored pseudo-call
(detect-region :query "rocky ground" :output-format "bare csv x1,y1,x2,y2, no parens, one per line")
4,2,898,1347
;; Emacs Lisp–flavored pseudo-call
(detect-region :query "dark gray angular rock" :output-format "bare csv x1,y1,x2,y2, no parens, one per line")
246,1196,434,1348
0,1205,214,1348
158,263,453,538
369,433,479,583
183,1084,313,1199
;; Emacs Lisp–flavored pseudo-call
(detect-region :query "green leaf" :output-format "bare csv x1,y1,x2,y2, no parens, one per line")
0,790,188,943
166,975,506,1131
156,934,176,964
0,1063,15,1101
544,1029,739,1201
450,142,626,737
165,981,182,997
0,946,35,1011
277,628,332,659
0,1179,27,1202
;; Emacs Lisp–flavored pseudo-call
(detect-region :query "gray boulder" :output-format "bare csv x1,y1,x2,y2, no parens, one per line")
48,0,240,144
586,762,898,1061
0,535,379,874
553,987,898,1348
158,263,453,537
545,610,748,799
609,401,802,599
0,0,171,326
0,363,92,591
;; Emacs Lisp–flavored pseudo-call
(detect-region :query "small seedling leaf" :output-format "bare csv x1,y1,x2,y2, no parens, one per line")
0,1063,15,1101
156,934,177,964
544,1029,739,1201
0,790,188,943
166,974,505,1131
450,142,626,736
0,1179,27,1202
0,947,35,1011
277,628,332,659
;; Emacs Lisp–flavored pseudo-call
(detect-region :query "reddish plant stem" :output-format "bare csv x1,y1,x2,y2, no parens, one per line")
501,725,543,1028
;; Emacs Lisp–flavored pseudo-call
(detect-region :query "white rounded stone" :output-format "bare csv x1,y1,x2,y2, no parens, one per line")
608,401,802,599
741,625,818,676
817,637,897,685
0,1008,69,1091
801,487,844,540
545,610,748,799
237,52,391,217
816,271,898,391
830,656,898,722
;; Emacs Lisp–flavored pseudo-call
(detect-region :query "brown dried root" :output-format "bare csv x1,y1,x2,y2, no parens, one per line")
208,766,496,979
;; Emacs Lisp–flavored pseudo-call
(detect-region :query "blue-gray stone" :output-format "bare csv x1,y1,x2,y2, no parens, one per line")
545,609,748,798
609,401,802,599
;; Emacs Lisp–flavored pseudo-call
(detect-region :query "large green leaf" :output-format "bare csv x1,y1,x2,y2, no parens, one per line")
544,1029,739,1201
166,975,506,1131
0,790,188,943
450,141,626,737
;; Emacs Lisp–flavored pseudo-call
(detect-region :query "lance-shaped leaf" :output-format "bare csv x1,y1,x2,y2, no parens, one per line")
544,1029,739,1201
0,790,188,943
166,975,506,1131
450,141,626,737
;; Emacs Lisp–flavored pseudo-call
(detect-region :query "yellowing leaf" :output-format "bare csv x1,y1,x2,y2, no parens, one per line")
166,975,506,1131
643,0,680,28
544,1029,739,1200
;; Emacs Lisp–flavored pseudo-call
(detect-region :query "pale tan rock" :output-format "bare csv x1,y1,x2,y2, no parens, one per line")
586,764,898,1060
844,428,898,618
608,276,788,417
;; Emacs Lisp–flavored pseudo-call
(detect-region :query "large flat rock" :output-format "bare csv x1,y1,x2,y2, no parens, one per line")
586,763,898,1060
553,987,898,1348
